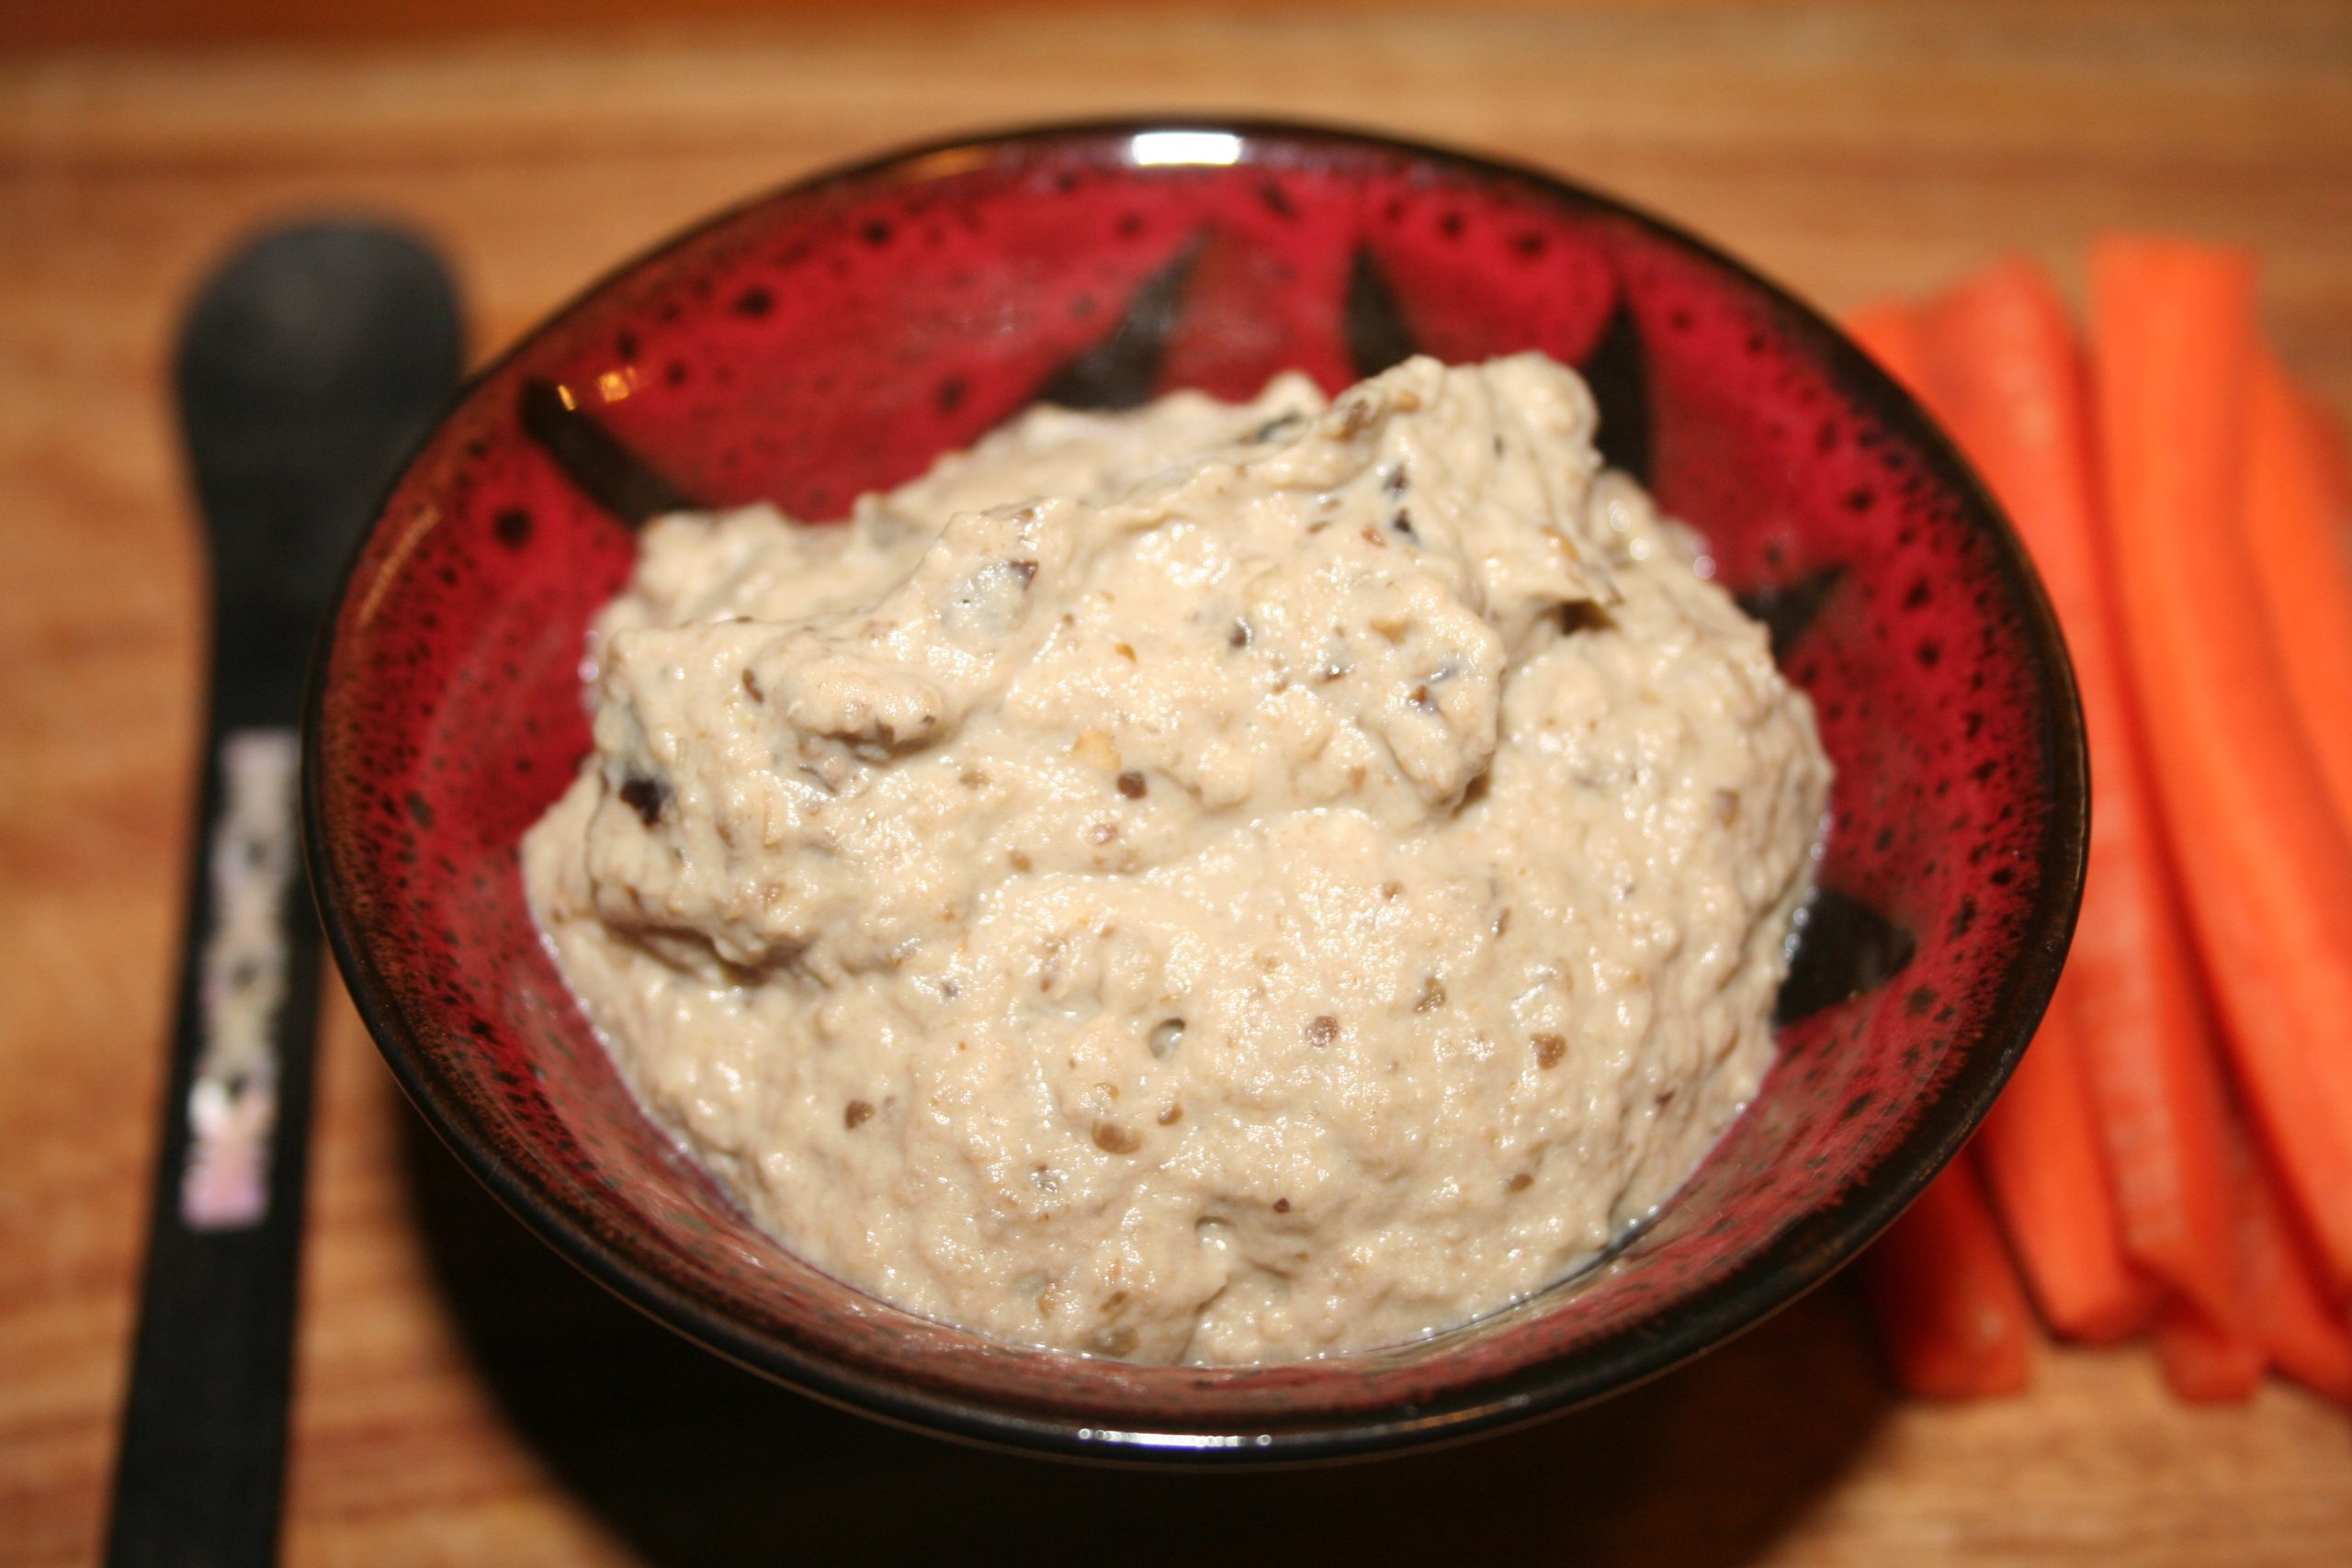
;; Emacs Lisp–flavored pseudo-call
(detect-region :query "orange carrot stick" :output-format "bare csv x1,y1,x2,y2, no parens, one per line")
2151,1101,2267,1401
2237,1120,2352,1404
2307,395,2352,535
1851,300,2052,1376
1847,299,1931,394
1902,260,2241,1334
1860,1154,2035,1398
2245,353,2352,837
2151,1296,2267,1403
2090,235,2352,1298
1971,1007,2159,1340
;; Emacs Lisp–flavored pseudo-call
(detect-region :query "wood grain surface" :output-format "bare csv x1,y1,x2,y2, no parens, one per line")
4,6,2349,1563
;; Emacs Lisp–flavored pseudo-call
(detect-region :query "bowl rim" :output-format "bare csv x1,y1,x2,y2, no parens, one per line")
303,112,2088,1465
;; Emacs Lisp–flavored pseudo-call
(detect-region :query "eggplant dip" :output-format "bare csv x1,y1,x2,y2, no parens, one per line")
521,352,1830,1364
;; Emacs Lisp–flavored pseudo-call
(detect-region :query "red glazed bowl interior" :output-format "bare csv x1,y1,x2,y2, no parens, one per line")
307,119,2084,1461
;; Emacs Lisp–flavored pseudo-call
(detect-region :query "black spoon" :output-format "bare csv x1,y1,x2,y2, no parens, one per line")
107,221,462,1568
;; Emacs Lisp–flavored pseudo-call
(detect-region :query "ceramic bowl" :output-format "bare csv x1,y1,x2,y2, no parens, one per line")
306,118,2084,1462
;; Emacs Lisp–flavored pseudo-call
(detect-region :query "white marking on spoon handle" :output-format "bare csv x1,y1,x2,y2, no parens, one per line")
181,728,300,1231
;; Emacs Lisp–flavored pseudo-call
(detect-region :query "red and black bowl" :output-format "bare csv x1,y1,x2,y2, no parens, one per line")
304,118,2086,1463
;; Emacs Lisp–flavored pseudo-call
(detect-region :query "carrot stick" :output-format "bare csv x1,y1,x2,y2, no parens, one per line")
2245,353,2352,838
2090,235,2352,1298
1844,305,2107,1363
2150,1101,2266,1401
1899,260,2242,1335
2151,1296,2267,1403
1971,1007,2159,1340
2236,1118,2352,1404
1860,1153,2035,1398
2307,394,2352,535
1846,299,1931,394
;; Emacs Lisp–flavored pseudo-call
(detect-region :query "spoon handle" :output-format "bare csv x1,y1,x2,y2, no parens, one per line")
108,724,322,1568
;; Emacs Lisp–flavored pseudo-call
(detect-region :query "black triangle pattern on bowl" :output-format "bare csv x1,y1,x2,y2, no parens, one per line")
1344,243,1419,380
1342,244,1655,483
1732,562,1917,1020
1736,564,1847,664
1576,300,1653,485
517,378,706,525
1775,888,1917,1027
1032,232,1205,412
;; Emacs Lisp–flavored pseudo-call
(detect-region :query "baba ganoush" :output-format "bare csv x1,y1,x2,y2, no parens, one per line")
521,352,1831,1365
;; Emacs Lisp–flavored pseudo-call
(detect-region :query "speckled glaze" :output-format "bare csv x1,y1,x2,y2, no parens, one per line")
307,120,2085,1462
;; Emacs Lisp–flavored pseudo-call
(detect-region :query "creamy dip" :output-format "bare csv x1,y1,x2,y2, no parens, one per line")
521,353,1830,1364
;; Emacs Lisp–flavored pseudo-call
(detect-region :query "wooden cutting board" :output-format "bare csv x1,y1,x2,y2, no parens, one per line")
4,6,2347,1563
